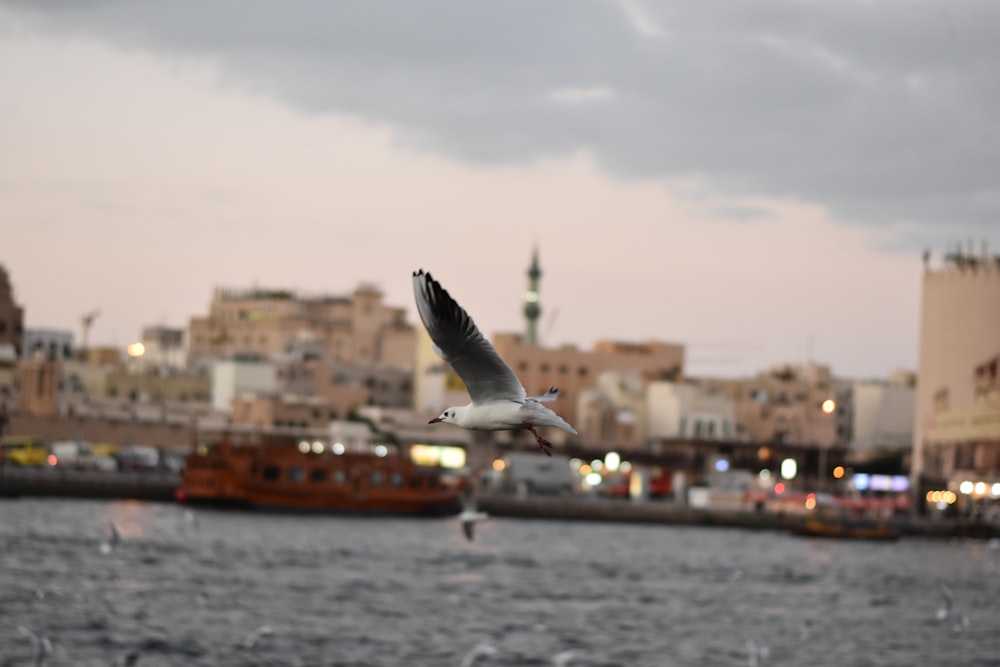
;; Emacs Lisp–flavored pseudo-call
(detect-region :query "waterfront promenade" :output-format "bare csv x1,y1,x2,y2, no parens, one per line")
1,466,996,539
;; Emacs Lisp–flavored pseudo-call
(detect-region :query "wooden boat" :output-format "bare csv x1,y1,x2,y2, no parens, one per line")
787,493,901,541
176,432,468,515
789,514,902,541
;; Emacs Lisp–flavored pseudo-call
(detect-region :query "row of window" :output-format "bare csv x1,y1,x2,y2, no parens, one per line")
260,465,440,489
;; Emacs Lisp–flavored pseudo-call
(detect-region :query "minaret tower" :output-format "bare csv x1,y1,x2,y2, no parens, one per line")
523,247,542,345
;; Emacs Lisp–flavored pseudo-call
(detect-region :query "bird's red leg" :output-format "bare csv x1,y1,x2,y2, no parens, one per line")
522,423,553,457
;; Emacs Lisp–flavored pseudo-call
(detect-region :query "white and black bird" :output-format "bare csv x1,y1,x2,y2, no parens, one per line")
99,521,122,555
457,494,489,542
413,269,577,456
936,584,971,634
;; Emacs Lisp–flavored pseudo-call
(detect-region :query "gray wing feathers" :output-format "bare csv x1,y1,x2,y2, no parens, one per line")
413,270,526,403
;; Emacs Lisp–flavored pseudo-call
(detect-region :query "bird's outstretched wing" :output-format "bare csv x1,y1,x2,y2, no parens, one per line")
413,270,526,404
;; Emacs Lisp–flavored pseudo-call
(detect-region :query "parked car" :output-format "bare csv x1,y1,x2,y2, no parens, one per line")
1,436,49,466
116,445,161,471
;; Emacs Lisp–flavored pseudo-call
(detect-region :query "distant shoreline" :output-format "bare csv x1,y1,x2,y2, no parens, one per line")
1,467,996,540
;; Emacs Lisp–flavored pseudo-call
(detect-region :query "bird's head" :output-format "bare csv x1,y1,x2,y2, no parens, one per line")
428,407,461,425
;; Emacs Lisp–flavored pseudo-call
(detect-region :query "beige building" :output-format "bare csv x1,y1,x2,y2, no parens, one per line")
103,369,212,404
491,334,685,433
646,381,738,442
0,265,24,357
188,284,416,369
17,357,61,417
914,248,1000,504
847,373,915,452
702,363,838,447
230,394,337,430
141,326,186,372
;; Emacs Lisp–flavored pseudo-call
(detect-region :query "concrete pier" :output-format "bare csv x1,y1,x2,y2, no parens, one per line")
0,467,178,502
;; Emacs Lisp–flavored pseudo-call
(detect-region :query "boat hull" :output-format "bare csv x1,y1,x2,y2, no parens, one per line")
788,516,901,541
178,435,467,517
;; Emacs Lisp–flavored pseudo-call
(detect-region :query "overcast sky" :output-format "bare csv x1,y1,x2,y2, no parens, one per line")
1,1,997,379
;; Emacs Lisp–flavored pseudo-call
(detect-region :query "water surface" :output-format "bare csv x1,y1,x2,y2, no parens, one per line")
1,499,997,666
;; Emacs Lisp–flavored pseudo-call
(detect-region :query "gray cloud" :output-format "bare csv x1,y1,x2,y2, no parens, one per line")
4,0,999,242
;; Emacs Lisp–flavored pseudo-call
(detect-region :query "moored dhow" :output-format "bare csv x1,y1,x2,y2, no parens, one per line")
177,431,468,515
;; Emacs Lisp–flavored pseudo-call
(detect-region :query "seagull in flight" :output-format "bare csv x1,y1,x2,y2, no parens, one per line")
413,269,577,456
457,492,489,541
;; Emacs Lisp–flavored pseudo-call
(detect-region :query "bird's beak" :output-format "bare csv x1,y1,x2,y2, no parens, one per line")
428,417,442,424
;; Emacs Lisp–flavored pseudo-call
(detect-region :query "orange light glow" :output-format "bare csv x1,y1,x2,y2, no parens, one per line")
492,459,506,472
774,482,785,495
832,465,845,479
47,454,57,466
821,399,836,414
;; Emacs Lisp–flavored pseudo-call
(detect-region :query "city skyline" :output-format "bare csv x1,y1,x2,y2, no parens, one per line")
2,2,998,380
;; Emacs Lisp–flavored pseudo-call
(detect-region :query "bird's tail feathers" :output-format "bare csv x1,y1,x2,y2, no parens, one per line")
530,386,560,402
537,406,577,435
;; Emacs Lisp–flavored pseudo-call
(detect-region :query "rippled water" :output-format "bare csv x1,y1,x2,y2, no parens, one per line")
1,498,998,666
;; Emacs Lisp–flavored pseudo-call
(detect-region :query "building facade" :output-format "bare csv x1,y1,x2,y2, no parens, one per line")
848,373,915,452
188,284,416,369
490,334,685,433
141,326,186,372
0,265,24,357
22,329,74,361
646,381,738,442
702,363,839,447
914,247,1000,509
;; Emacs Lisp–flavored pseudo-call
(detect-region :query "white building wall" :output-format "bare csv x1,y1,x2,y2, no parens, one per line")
852,382,915,451
22,329,74,360
211,360,278,412
646,382,736,440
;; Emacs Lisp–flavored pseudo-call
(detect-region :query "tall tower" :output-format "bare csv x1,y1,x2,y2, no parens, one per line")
523,247,542,345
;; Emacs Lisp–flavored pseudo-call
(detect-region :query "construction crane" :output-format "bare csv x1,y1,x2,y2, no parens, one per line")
80,309,101,353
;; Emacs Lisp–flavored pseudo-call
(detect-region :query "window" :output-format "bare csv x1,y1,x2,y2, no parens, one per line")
389,472,403,488
578,367,588,377
369,471,384,487
287,467,304,482
333,470,347,484
263,465,281,481
310,468,327,483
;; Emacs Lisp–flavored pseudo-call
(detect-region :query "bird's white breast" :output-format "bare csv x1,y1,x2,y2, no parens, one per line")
459,401,525,430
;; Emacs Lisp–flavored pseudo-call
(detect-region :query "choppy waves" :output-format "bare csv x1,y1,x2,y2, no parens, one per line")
2,499,998,666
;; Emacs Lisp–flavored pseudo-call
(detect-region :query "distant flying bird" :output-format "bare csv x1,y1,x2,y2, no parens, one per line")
457,494,489,542
413,270,577,456
99,521,122,555
459,642,498,667
183,509,200,532
936,584,971,634
936,584,955,621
